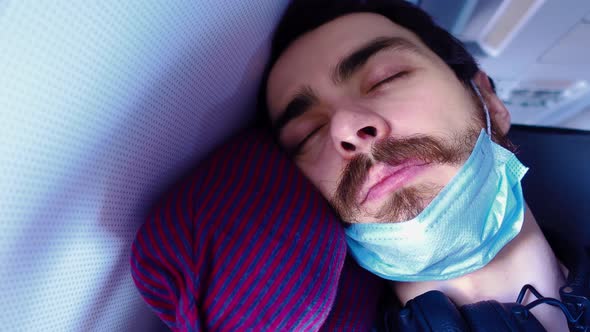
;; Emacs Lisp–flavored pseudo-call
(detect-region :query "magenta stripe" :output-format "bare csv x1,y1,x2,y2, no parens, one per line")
193,136,244,230
203,135,263,268
164,192,191,275
143,214,186,324
131,269,172,308
190,147,232,298
261,158,341,329
224,157,299,329
208,143,284,326
130,243,177,324
191,137,244,296
245,164,306,328
281,185,323,328
202,137,270,309
319,205,347,324
319,264,349,330
305,197,347,329
174,180,194,266
156,189,201,327
234,158,336,330
134,230,178,302
206,143,279,322
164,186,197,308
130,244,174,302
193,139,237,217
142,217,184,301
140,292,175,312
154,201,188,287
194,144,252,304
295,197,339,329
279,185,337,329
155,311,175,325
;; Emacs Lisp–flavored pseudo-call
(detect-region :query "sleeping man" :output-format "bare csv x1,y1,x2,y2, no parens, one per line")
259,0,568,330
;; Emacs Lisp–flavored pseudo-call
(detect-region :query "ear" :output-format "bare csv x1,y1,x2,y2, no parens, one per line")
472,71,511,135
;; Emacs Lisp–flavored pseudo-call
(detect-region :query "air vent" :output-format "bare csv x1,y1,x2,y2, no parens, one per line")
501,80,590,110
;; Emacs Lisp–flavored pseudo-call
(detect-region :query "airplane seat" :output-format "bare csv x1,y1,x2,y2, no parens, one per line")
507,126,590,266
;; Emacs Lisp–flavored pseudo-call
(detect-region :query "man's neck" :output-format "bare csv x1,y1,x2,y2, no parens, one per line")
392,203,568,331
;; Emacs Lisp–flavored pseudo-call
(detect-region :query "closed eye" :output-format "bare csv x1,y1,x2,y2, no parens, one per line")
368,71,409,92
292,124,325,156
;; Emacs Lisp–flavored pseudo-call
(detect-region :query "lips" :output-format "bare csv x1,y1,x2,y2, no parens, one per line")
359,160,430,205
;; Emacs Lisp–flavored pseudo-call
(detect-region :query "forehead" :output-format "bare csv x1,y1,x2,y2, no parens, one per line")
266,12,430,119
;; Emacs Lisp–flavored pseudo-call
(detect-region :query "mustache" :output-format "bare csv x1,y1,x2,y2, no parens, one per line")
332,134,469,217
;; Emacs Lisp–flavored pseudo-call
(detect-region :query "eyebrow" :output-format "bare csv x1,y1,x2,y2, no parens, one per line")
273,36,420,134
332,36,420,85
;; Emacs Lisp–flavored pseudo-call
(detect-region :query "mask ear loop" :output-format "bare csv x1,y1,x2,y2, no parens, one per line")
470,80,492,136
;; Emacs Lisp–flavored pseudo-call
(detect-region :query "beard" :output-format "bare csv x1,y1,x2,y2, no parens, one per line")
329,95,509,224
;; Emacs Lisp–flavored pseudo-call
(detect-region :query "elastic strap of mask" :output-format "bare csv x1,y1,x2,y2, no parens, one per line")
470,80,492,136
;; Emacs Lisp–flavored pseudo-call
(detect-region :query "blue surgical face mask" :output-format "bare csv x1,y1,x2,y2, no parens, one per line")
344,82,528,282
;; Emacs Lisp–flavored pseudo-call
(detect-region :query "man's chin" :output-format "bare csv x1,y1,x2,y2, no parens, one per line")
339,184,442,224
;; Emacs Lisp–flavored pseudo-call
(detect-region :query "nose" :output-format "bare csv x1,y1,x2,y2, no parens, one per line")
330,108,391,159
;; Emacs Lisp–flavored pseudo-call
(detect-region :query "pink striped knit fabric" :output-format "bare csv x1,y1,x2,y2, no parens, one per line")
130,127,387,331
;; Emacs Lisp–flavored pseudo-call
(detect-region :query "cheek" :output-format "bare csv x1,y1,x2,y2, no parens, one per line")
382,86,471,135
377,97,449,136
416,79,477,128
296,148,343,201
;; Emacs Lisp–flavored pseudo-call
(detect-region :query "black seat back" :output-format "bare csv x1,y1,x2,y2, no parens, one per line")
508,125,590,263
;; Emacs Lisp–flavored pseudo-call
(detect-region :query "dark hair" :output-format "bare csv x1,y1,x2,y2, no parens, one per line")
256,0,480,128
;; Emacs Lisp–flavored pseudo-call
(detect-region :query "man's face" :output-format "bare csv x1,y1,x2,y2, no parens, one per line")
266,13,486,223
